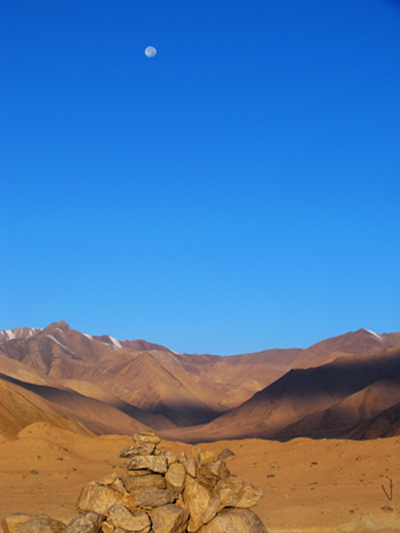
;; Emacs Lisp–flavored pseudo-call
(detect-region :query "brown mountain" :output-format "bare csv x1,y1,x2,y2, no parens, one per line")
1,321,400,440
0,377,92,439
345,401,400,439
162,344,400,442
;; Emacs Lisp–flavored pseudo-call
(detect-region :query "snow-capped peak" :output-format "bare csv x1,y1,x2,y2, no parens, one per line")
365,329,384,343
0,327,41,343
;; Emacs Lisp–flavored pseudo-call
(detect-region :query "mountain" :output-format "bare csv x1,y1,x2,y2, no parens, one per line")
0,377,93,439
1,321,400,440
161,344,400,442
346,401,400,439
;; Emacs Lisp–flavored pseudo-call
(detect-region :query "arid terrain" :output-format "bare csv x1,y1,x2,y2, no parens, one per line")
1,322,400,531
1,423,400,532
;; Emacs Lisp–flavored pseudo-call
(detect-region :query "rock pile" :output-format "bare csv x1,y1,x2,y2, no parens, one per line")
2,431,267,532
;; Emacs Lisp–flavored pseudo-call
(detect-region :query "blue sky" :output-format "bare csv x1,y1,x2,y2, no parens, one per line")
2,0,400,355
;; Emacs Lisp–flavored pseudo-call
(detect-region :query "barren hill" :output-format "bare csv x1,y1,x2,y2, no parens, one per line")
161,344,400,442
1,321,400,441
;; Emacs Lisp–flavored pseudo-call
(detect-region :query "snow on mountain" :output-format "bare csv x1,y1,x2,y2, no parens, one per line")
0,327,41,343
365,329,385,343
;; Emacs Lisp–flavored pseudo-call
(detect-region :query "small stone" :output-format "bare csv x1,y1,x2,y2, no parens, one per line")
149,504,189,533
134,487,178,509
217,448,235,461
126,469,153,477
164,451,177,465
197,451,218,466
123,474,166,492
382,506,394,512
110,478,126,494
100,524,114,533
126,455,168,474
65,512,104,532
2,513,66,533
205,460,230,479
183,458,197,478
107,505,150,532
165,463,186,492
178,452,187,463
119,443,155,458
92,473,118,486
133,431,161,445
198,508,267,532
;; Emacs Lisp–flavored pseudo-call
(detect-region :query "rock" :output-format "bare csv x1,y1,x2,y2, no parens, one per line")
203,460,230,480
149,504,189,533
77,484,137,515
2,513,66,533
126,469,153,477
201,478,264,524
91,474,125,494
65,512,104,532
214,478,264,508
123,474,166,492
178,452,187,463
107,505,150,532
134,487,178,508
217,448,235,462
126,455,168,474
183,476,213,532
119,443,155,458
100,524,114,533
183,458,197,478
165,462,186,492
164,451,177,465
197,451,218,466
133,431,161,445
93,473,119,486
198,508,267,532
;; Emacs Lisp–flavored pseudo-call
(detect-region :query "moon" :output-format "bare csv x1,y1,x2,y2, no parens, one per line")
145,46,157,58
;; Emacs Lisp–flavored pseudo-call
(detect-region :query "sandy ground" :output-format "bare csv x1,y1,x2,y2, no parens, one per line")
1,423,400,532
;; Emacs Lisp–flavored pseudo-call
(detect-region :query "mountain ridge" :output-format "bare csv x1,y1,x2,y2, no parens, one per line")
1,321,400,442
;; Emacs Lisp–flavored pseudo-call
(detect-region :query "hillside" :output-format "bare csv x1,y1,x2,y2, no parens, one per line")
1,321,400,441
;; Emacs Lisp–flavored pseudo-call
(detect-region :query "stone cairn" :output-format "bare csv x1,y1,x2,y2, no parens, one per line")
2,431,267,533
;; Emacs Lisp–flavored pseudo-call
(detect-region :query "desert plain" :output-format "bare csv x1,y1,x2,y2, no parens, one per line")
1,422,400,532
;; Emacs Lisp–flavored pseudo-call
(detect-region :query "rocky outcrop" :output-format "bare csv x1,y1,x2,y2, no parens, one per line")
1,431,267,532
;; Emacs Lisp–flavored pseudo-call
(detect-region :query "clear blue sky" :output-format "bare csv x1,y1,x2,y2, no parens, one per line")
2,0,400,355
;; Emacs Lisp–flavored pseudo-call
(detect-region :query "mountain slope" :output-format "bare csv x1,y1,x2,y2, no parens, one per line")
2,321,400,440
0,377,93,439
164,344,400,442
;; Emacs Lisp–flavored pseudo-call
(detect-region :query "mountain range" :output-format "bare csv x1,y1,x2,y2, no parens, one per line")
1,320,400,442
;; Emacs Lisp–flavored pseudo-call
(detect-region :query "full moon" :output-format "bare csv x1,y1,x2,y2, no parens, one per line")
144,46,157,58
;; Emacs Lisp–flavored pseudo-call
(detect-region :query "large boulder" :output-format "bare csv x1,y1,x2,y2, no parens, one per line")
2,513,66,533
134,487,178,508
183,477,213,532
77,484,137,515
202,478,264,524
198,508,267,532
214,478,264,508
106,505,150,532
149,504,189,533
